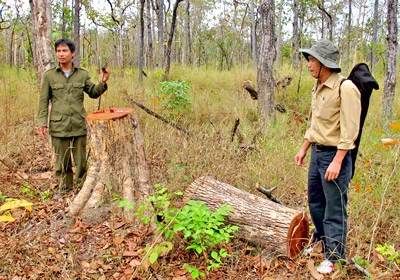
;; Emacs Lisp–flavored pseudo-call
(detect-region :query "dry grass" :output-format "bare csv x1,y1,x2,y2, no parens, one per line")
1,63,400,278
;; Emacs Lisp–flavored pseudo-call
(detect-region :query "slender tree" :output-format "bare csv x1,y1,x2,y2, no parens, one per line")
154,0,164,68
251,0,257,67
138,0,145,83
292,0,299,71
73,0,81,67
29,0,54,82
163,0,183,79
371,0,379,73
382,0,397,125
257,0,275,132
275,0,284,66
146,1,155,69
345,0,352,74
182,0,191,65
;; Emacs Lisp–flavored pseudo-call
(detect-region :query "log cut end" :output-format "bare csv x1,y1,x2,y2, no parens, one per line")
87,107,135,120
287,212,309,258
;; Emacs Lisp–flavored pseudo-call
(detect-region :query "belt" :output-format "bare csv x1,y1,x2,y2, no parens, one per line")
312,143,337,151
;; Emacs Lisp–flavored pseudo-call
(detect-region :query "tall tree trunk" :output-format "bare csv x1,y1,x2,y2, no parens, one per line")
345,0,352,74
382,0,397,125
73,0,81,67
251,0,257,67
9,29,15,66
257,0,275,133
62,0,67,37
182,0,191,65
292,0,299,71
157,0,164,68
371,0,379,73
146,1,155,69
163,0,183,79
352,0,367,65
29,0,54,82
138,0,145,83
275,0,284,66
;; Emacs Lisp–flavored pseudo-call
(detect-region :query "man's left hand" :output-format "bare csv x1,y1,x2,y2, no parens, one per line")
325,161,341,181
101,68,110,85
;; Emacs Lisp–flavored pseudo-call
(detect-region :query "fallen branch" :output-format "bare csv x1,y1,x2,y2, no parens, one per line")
348,258,372,277
256,184,283,204
130,99,189,135
206,116,221,139
307,260,323,280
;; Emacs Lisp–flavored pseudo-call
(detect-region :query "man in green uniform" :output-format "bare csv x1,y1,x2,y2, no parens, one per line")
38,38,110,191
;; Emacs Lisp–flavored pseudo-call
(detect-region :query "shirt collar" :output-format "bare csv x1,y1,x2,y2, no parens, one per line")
322,72,341,89
56,63,76,73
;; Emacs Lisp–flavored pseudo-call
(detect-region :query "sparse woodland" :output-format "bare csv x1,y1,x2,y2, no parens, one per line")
1,0,400,279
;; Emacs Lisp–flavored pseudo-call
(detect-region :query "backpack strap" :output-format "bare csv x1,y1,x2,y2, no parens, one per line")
339,78,347,98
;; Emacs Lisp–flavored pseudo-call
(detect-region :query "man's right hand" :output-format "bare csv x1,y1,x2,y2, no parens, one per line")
39,127,48,138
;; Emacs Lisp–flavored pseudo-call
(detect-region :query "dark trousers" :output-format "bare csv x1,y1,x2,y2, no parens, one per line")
51,135,87,190
308,146,352,261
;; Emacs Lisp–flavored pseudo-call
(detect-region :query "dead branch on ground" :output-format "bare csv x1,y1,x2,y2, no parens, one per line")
130,99,189,135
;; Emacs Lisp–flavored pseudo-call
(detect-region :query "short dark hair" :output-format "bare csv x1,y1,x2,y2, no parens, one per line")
54,38,75,52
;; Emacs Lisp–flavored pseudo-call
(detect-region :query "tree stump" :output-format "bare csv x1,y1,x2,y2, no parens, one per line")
182,176,309,258
68,108,153,224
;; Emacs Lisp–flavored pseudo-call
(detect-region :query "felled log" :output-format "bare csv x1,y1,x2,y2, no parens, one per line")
68,108,153,223
182,176,309,258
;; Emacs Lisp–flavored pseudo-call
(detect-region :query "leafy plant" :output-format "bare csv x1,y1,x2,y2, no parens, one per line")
376,243,400,264
184,263,206,279
125,184,238,278
352,254,370,268
154,80,192,118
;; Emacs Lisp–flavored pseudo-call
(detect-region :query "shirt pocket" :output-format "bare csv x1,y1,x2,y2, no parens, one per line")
71,82,85,101
315,95,340,122
50,83,65,99
49,114,65,133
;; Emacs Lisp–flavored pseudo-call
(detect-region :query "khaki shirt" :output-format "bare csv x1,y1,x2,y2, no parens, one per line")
38,64,107,137
304,72,361,150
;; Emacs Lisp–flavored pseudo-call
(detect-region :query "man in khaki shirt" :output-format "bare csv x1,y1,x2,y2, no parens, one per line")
295,39,361,274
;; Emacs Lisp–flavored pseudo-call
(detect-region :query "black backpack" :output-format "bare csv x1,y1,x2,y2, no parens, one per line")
340,63,379,178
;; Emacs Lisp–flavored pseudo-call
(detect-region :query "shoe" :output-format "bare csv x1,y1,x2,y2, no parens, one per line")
317,259,334,274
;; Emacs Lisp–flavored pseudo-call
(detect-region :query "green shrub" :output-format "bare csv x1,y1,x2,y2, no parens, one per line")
154,80,191,118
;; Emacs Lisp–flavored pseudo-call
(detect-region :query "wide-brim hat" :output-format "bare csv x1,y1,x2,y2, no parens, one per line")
299,39,341,73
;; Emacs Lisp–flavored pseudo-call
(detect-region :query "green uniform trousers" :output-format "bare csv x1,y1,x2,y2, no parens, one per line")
51,135,87,190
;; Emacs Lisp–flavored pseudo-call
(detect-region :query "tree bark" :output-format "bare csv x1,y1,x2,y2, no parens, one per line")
251,0,257,67
68,108,154,224
275,0,284,66
138,0,145,83
182,176,309,258
146,1,155,69
257,0,275,133
73,0,81,67
382,0,397,125
182,0,191,66
29,0,54,82
371,0,379,73
163,0,183,79
292,0,299,71
156,0,164,68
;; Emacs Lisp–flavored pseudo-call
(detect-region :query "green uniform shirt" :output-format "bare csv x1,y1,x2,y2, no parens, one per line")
38,64,107,137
